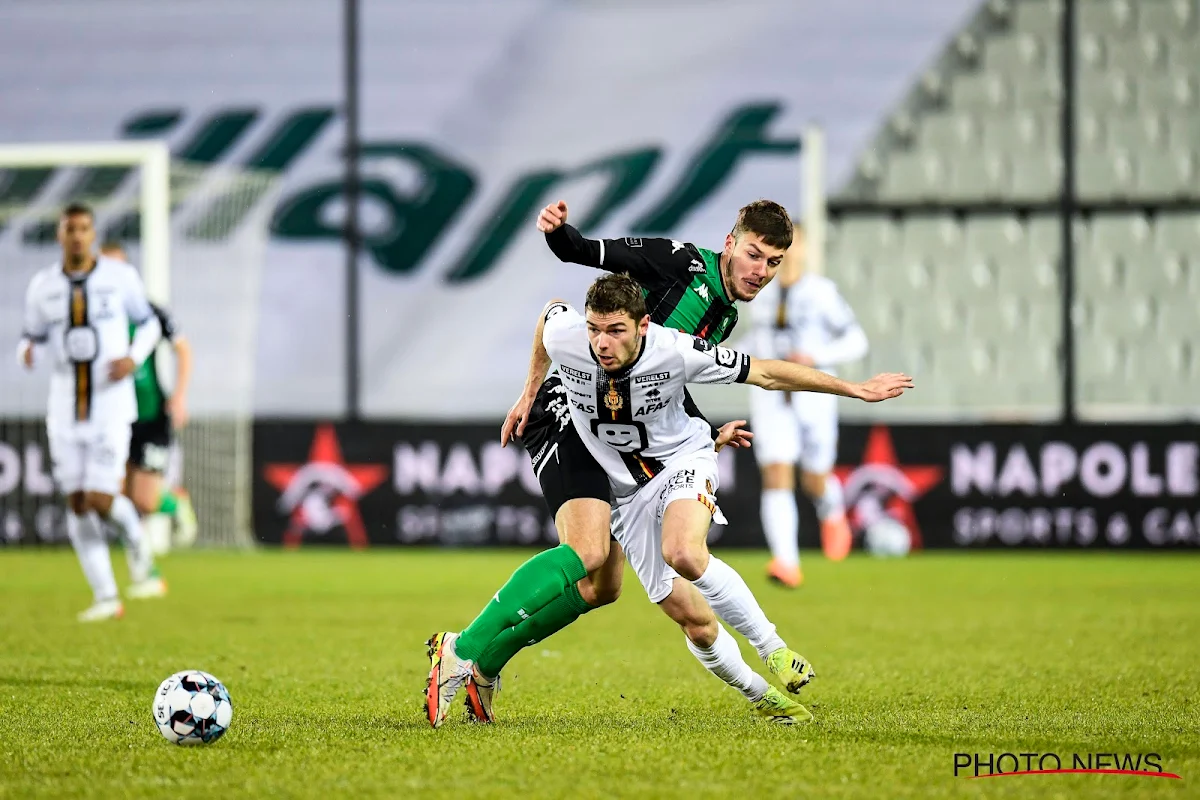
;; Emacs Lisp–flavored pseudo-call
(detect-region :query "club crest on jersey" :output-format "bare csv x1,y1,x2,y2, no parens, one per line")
604,379,624,413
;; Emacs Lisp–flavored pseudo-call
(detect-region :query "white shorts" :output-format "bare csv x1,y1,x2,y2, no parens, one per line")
610,449,728,604
47,420,131,496
748,387,839,473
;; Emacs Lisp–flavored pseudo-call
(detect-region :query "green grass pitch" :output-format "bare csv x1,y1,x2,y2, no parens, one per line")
1,549,1197,799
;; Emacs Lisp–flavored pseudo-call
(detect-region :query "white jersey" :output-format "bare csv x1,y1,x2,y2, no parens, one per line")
541,303,751,499
746,273,864,374
22,256,155,428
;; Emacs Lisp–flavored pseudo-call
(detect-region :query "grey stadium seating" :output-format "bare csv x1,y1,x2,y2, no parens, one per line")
831,0,1199,421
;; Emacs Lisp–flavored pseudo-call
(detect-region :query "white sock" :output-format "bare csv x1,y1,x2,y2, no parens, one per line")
65,511,118,603
814,476,846,521
761,488,800,568
105,495,154,583
686,625,770,702
692,556,787,661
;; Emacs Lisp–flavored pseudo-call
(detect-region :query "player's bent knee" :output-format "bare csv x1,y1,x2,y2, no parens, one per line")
661,540,708,582
800,471,828,498
681,616,718,648
762,462,795,491
86,492,114,517
67,493,87,515
586,575,621,607
556,498,611,572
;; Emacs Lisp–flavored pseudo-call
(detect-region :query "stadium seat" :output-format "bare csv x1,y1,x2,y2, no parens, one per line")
1079,71,1136,109
1165,113,1200,147
1076,150,1135,200
1086,215,1154,262
1157,214,1200,252
1138,72,1196,109
1012,0,1061,35
920,113,979,149
1139,0,1197,36
1011,152,1062,198
1079,0,1137,36
1103,113,1166,151
951,72,1010,110
1134,150,1195,195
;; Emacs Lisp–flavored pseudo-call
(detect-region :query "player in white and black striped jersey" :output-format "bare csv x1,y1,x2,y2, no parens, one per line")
17,203,166,621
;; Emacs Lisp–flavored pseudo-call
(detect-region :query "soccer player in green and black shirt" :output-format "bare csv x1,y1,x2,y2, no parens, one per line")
101,243,198,555
425,200,799,727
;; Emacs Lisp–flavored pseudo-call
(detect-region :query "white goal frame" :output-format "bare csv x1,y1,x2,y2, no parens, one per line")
0,140,171,302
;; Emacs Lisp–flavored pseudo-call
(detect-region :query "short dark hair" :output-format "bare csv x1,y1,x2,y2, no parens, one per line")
585,273,647,322
732,200,793,250
61,202,94,220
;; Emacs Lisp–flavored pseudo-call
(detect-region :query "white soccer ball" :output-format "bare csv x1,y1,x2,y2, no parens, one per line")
152,670,233,745
864,516,912,558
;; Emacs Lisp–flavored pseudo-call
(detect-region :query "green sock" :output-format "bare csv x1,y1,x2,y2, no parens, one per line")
474,581,593,678
454,544,587,663
157,492,178,515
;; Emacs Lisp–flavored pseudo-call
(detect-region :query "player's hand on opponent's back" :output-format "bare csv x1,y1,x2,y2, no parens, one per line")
108,356,136,381
536,201,569,233
715,419,754,453
500,389,538,447
853,373,914,403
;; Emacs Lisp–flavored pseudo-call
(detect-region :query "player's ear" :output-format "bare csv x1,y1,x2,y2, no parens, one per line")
638,314,650,335
724,232,736,254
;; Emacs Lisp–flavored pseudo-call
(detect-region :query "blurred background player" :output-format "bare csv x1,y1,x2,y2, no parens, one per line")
18,204,166,621
100,242,198,551
747,224,868,585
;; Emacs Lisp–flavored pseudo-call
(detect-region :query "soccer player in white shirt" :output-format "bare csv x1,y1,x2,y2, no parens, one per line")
424,274,910,726
18,203,166,621
747,224,868,585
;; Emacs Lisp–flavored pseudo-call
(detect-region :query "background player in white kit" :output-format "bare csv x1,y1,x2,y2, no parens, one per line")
747,224,868,585
18,203,166,621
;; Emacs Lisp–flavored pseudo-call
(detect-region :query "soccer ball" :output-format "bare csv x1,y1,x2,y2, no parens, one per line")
152,670,233,745
863,516,912,558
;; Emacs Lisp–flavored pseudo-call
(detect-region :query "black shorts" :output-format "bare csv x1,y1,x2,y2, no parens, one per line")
129,415,173,473
518,375,610,517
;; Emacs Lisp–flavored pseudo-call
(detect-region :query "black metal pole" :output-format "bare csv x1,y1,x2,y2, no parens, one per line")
344,0,362,421
1060,0,1077,424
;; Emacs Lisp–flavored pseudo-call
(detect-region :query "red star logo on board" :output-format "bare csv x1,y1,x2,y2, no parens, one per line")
834,425,943,549
263,424,388,550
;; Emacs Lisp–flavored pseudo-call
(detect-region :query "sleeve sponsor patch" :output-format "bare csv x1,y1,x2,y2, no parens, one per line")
624,237,643,248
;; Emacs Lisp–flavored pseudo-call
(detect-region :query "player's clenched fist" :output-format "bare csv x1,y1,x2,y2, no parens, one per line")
536,201,569,233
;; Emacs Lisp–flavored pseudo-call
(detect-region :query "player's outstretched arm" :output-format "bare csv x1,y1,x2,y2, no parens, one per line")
500,299,562,447
745,357,912,402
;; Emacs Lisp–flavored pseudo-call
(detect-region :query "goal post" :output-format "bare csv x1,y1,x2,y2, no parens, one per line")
0,141,171,301
0,140,279,551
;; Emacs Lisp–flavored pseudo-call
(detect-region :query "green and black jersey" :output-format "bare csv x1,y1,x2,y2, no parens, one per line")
129,302,179,423
545,226,738,344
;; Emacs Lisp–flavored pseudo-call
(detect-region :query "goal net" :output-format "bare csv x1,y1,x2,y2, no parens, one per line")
0,141,280,550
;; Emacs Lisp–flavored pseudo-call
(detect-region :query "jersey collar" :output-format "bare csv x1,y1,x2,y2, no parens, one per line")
590,334,648,380
61,256,98,282
715,252,736,304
